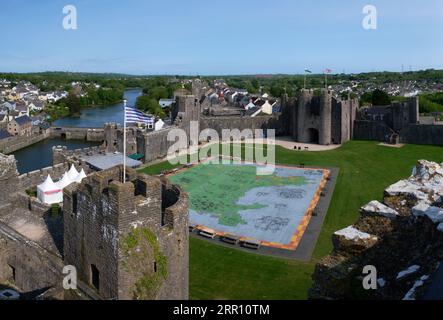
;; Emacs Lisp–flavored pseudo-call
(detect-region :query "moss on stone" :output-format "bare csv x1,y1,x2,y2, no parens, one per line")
121,226,168,299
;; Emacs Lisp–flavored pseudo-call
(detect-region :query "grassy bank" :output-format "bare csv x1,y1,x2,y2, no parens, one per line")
140,140,443,299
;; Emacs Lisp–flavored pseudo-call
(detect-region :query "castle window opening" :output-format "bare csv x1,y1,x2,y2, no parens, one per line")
154,261,157,273
91,264,100,291
8,264,16,281
72,192,78,215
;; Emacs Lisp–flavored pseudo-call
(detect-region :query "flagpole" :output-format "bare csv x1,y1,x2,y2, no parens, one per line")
304,72,306,89
123,99,127,183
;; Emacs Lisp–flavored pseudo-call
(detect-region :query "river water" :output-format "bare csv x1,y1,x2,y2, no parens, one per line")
12,89,142,174
12,138,100,174
52,88,142,128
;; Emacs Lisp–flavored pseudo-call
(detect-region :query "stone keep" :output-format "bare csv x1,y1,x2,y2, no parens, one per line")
293,89,357,145
63,165,189,300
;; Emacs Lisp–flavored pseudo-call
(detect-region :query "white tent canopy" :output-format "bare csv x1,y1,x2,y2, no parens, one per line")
74,169,87,183
56,172,73,189
155,119,164,131
67,164,79,180
37,165,88,205
37,175,63,204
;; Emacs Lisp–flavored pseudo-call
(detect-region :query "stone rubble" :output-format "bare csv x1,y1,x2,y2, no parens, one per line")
361,200,399,219
310,160,443,300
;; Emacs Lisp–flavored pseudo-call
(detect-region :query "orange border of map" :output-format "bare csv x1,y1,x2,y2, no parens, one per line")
165,157,330,251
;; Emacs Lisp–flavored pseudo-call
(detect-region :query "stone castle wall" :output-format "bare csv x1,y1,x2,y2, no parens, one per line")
0,223,64,295
52,145,105,165
50,127,104,142
310,160,443,300
63,166,188,300
353,121,443,146
399,124,443,146
0,154,20,204
18,163,69,190
290,89,357,145
157,180,189,300
0,132,49,154
353,120,394,142
200,114,282,138
143,128,176,163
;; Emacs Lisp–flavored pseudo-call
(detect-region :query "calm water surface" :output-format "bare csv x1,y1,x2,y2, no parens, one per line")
11,89,141,173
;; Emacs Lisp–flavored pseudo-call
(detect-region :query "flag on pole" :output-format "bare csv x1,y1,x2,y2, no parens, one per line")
304,69,312,74
125,106,154,125
324,69,332,89
123,104,154,183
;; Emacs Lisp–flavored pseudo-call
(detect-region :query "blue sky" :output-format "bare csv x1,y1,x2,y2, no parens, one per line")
0,0,442,75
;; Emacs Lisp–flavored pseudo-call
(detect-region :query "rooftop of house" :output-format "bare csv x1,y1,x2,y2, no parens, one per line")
0,129,12,139
244,106,261,116
15,104,28,112
14,115,32,126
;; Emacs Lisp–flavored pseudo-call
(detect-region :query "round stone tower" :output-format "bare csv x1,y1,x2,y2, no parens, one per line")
408,96,419,124
319,89,332,145
297,89,311,142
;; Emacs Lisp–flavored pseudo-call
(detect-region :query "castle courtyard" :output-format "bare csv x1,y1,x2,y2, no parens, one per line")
140,140,443,300
168,161,333,256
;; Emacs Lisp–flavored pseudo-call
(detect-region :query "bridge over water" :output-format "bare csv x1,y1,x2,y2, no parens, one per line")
50,126,105,142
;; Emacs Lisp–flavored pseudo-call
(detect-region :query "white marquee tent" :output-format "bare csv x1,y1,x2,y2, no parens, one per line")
37,175,63,205
67,164,79,180
38,165,88,205
74,168,87,183
155,119,164,131
56,172,72,189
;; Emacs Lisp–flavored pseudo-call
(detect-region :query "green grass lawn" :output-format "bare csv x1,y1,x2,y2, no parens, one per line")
139,140,443,300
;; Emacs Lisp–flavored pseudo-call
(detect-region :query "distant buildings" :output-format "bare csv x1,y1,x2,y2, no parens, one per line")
7,115,32,136
0,79,59,141
199,84,281,118
0,129,12,139
159,98,176,108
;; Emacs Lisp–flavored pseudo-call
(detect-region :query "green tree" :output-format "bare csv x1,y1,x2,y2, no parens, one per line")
66,90,81,116
371,89,391,106
360,92,373,107
136,95,165,118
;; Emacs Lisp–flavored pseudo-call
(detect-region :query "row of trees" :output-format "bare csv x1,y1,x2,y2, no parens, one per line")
360,89,443,115
360,89,392,106
58,86,124,117
135,79,183,118
79,86,124,107
419,92,443,114
2,69,443,93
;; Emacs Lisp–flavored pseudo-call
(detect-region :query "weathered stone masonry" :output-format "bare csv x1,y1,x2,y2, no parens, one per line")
0,152,189,300
63,166,188,300
310,160,443,300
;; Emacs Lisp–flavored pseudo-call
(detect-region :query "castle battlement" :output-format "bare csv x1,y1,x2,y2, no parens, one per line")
63,165,188,300
294,89,357,145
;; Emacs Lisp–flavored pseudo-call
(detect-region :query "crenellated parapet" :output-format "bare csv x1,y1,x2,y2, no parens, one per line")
63,165,189,300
